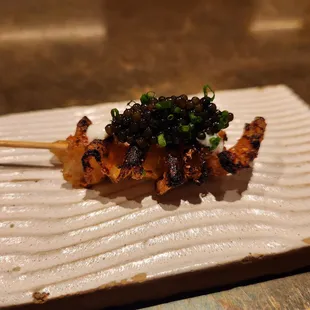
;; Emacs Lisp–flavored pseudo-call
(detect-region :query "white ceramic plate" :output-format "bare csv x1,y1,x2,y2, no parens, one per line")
0,85,309,308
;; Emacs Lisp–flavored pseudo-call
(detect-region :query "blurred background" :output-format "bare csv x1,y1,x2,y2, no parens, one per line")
0,0,310,115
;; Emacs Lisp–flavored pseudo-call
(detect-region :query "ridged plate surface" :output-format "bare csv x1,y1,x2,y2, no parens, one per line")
0,85,309,307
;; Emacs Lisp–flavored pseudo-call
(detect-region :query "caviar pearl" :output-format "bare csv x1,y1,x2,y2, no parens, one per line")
105,124,113,135
228,112,234,121
132,111,141,122
197,131,206,140
106,90,234,148
207,103,216,113
192,97,200,105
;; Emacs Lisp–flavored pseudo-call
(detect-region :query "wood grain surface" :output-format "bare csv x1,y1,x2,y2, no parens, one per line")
144,272,310,310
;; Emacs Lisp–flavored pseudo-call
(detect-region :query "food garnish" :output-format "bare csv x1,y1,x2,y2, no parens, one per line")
105,85,233,149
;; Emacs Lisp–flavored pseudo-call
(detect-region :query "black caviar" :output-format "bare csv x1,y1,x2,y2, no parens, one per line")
105,85,234,148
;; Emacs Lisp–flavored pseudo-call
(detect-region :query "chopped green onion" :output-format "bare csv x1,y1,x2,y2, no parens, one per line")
167,114,174,120
221,110,229,121
189,112,202,123
140,91,156,104
162,101,172,109
140,94,149,104
180,125,190,132
203,84,215,102
157,133,167,147
210,136,220,150
111,108,119,118
219,110,229,129
155,101,172,109
142,169,147,176
174,107,181,113
189,112,196,122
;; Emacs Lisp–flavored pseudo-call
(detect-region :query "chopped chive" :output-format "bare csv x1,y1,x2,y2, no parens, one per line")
111,108,119,118
147,91,156,98
155,101,172,109
218,120,224,130
210,136,220,150
203,84,215,101
189,112,197,122
180,125,190,132
155,103,162,109
140,94,149,104
219,110,229,129
167,114,174,120
222,110,229,117
174,107,181,113
162,101,172,109
140,91,156,104
221,110,229,122
189,112,202,123
157,133,167,147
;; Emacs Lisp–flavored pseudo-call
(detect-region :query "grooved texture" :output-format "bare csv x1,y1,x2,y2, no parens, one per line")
0,85,310,307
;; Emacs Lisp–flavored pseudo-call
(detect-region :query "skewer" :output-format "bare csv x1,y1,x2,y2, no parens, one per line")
0,140,68,150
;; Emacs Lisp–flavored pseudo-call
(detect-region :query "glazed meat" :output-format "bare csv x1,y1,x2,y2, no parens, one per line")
53,116,266,195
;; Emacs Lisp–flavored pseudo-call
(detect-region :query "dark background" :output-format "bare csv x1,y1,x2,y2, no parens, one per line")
0,0,309,115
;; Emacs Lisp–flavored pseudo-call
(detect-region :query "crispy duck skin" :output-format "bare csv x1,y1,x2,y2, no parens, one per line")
52,117,266,195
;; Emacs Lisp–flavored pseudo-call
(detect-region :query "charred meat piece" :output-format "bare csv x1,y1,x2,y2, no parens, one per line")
52,116,92,187
156,152,185,195
118,145,146,181
183,146,205,184
53,117,266,195
81,138,112,186
218,117,266,174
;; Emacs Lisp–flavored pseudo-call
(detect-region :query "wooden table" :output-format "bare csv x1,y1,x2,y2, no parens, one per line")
144,271,310,310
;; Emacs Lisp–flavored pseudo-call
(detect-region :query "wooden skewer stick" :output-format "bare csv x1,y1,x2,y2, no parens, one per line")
0,140,68,150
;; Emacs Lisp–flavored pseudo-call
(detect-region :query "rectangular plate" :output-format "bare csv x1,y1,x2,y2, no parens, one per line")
0,85,309,308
